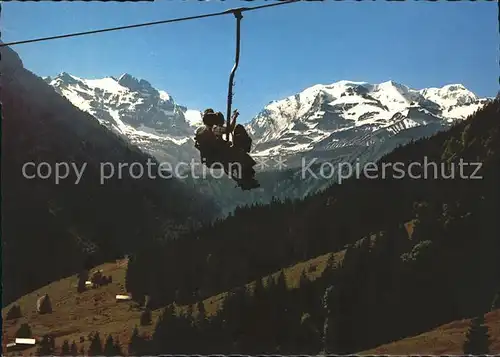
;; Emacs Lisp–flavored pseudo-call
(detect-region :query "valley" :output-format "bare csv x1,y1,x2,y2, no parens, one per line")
2,39,499,355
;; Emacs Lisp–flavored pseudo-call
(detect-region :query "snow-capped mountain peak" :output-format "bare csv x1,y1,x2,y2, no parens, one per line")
47,74,490,170
246,80,490,162
46,73,202,164
420,83,478,107
116,73,160,96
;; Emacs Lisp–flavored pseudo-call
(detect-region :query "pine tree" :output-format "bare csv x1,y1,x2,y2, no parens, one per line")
36,334,55,356
77,270,88,293
124,254,135,293
140,308,152,326
61,340,71,355
70,341,78,356
152,304,179,354
271,270,292,353
253,277,265,302
491,288,500,310
463,314,491,355
321,253,339,283
196,301,206,324
193,301,208,353
125,252,149,304
113,337,123,356
326,252,338,270
6,304,22,320
186,304,194,319
275,270,288,295
49,334,56,355
103,335,115,356
298,269,309,288
322,285,341,353
128,326,142,356
296,312,321,354
88,332,103,356
15,323,32,338
175,311,196,354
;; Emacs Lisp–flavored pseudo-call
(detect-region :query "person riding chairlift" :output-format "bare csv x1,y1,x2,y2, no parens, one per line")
195,108,238,148
195,109,235,164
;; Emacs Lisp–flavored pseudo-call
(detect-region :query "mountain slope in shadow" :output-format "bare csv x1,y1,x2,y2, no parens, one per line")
1,44,219,305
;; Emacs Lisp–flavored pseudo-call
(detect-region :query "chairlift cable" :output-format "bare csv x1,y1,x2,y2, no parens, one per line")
0,0,300,48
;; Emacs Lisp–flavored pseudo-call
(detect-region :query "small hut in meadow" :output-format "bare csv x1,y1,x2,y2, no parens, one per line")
115,294,132,302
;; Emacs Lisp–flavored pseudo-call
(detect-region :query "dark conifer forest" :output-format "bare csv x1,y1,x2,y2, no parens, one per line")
126,98,500,354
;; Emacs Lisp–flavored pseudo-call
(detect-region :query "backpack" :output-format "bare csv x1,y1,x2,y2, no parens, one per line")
233,124,252,153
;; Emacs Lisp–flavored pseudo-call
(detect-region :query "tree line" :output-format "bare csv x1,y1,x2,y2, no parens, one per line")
125,98,500,353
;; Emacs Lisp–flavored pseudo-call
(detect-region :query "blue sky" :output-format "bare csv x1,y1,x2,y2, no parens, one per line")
3,0,498,123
